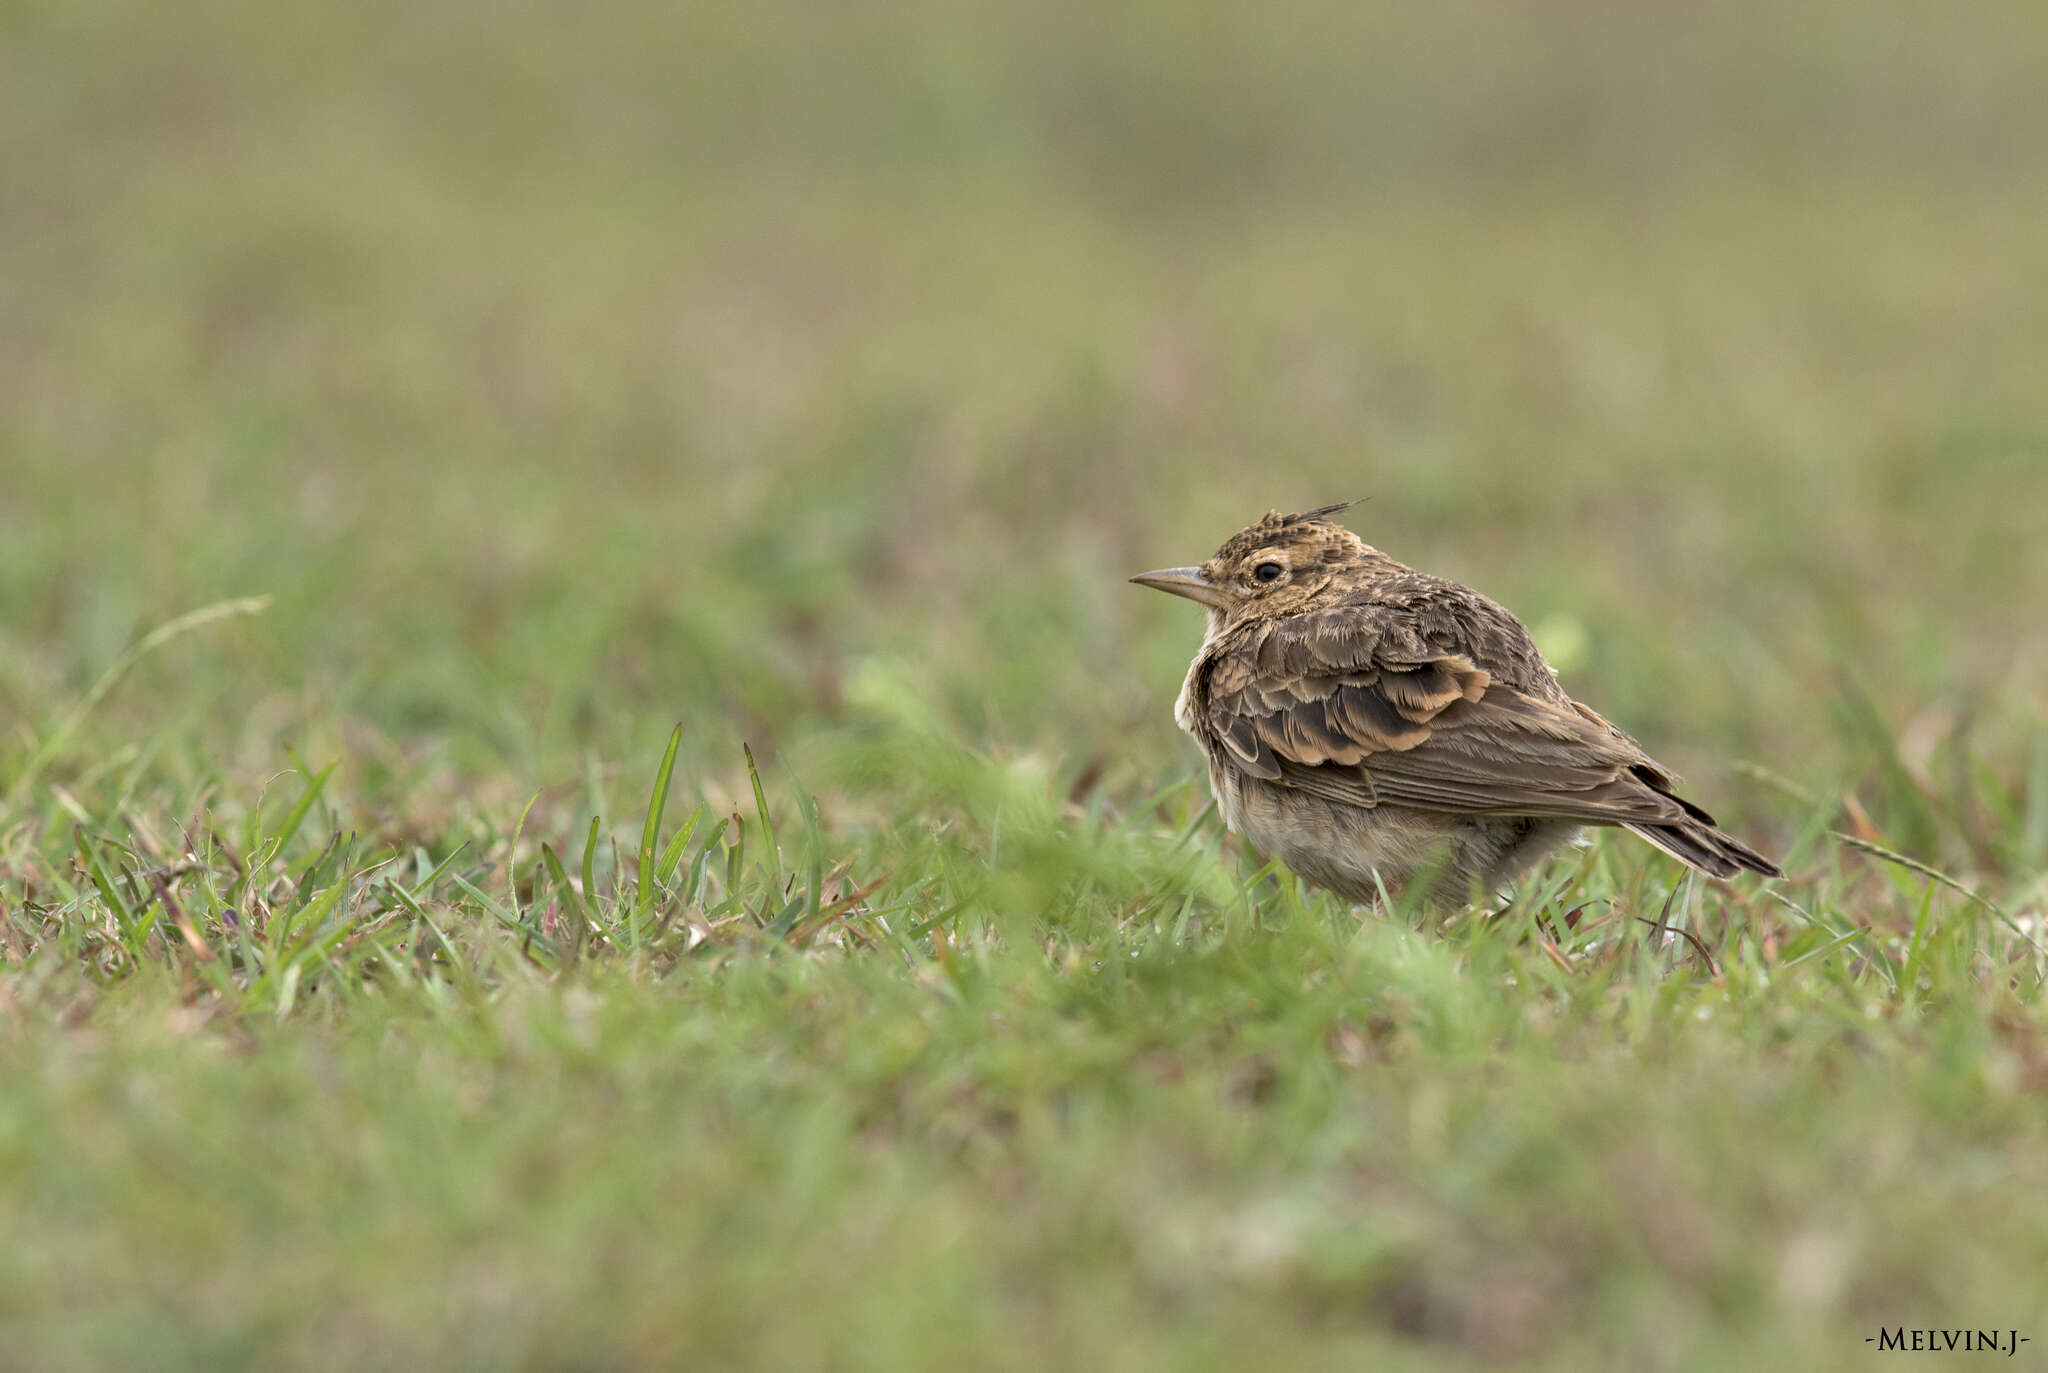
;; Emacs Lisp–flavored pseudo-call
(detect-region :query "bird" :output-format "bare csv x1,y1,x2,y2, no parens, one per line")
1132,504,1782,906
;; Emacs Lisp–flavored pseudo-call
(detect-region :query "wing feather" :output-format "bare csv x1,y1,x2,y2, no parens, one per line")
1197,608,1708,828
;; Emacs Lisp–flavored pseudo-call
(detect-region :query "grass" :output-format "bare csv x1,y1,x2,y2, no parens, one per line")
5,0,2048,1367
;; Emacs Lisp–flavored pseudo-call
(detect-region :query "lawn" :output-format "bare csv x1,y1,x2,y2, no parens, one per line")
4,2,2048,1368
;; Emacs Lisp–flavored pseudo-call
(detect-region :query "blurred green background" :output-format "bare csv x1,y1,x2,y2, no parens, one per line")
8,0,2046,819
6,2,2048,1368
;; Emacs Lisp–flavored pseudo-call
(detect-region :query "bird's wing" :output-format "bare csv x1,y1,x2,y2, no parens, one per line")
1198,606,1717,828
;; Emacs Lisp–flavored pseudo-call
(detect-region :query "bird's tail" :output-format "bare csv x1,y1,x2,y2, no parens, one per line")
1624,819,1783,879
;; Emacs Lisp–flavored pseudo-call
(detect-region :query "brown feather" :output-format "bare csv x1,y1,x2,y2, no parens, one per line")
1142,509,1783,901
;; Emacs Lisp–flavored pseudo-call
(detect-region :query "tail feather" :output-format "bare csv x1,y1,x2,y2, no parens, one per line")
1624,820,1783,880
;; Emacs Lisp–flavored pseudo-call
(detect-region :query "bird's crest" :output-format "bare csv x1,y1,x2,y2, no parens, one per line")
1214,502,1365,562
1264,501,1358,529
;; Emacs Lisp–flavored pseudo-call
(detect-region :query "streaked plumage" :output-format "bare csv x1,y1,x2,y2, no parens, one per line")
1133,505,1782,904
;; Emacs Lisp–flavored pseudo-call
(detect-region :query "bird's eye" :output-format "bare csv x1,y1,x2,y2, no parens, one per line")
1253,562,1285,583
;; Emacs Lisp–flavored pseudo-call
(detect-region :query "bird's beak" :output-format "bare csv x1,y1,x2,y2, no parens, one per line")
1129,566,1229,610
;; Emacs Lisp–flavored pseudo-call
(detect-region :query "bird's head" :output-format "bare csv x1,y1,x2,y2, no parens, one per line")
1130,504,1378,624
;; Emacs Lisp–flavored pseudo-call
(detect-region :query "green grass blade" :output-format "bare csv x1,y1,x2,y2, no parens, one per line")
403,842,470,902
384,882,482,991
540,843,589,970
447,871,528,937
1780,925,1868,971
266,869,352,970
765,893,807,939
1899,878,1940,996
73,827,139,944
507,792,541,921
637,724,683,924
683,817,728,910
580,816,601,919
743,742,779,889
788,761,824,925
655,804,705,887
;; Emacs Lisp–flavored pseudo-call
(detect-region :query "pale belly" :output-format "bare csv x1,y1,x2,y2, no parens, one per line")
1209,760,1576,905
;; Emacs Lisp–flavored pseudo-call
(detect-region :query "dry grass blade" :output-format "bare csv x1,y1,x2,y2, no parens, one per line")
1632,916,1721,977
1638,883,1719,975
151,872,216,964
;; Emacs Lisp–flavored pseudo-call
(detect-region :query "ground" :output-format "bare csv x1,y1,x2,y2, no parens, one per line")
4,2,2047,1368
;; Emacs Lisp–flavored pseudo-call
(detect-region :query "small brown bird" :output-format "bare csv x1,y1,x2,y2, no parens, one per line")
1133,505,1782,905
